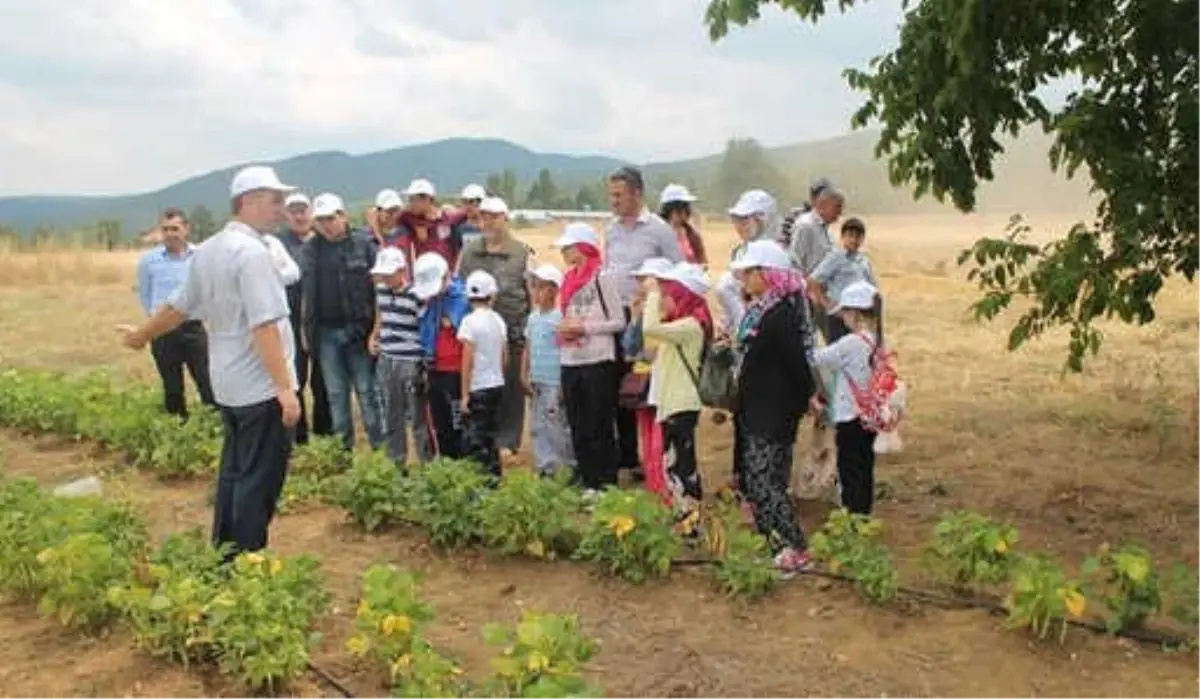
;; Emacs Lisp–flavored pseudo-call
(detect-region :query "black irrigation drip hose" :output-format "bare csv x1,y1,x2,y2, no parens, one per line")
670,554,1194,647
307,660,355,698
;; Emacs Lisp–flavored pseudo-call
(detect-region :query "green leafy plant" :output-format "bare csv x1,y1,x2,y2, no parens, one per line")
107,529,227,666
281,436,351,513
1081,544,1162,633
0,477,61,598
136,408,222,478
923,510,1019,590
483,611,600,698
389,638,470,698
204,551,330,693
809,509,899,604
1005,554,1088,642
332,448,409,532
346,565,436,668
573,488,680,584
479,469,582,559
704,497,779,599
36,532,136,629
1166,563,1199,630
402,458,490,549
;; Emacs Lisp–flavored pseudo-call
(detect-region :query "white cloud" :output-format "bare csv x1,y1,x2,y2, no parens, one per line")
0,0,903,195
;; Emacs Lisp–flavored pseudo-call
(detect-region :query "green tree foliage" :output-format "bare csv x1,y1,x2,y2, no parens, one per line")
485,168,521,205
713,138,793,210
574,180,607,211
188,205,218,243
96,219,122,251
524,168,561,209
705,0,1198,370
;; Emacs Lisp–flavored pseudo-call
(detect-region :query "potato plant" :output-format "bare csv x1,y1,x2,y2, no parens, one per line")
402,458,491,549
923,510,1020,590
809,509,899,604
204,551,331,693
482,611,600,698
1005,554,1088,642
332,449,410,532
705,497,779,599
1081,544,1162,633
479,469,582,559
280,435,350,513
389,638,470,698
346,564,436,669
108,529,227,666
37,532,137,629
574,488,681,584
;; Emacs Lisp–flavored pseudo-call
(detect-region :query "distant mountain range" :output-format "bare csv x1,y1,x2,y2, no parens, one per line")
0,130,1095,234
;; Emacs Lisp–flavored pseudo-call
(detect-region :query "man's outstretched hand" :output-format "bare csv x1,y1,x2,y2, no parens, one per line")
115,324,147,350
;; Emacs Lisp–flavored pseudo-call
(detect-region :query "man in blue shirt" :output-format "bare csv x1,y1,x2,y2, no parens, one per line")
135,208,215,418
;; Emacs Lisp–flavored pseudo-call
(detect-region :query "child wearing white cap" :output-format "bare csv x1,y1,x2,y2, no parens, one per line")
457,269,509,479
522,264,576,477
369,247,433,469
809,280,885,516
620,257,673,502
640,262,714,536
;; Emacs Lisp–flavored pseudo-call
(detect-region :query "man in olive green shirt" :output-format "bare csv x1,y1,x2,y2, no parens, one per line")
456,197,531,455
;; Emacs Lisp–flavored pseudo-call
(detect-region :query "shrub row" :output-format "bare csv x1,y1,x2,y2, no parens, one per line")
1,368,1197,645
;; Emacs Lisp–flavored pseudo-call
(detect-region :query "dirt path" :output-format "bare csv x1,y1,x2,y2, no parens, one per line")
0,431,1194,698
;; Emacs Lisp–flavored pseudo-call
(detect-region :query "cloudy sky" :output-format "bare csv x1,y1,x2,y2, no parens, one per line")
0,0,905,195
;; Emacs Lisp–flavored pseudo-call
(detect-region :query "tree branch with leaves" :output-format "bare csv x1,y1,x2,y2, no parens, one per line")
706,0,1198,370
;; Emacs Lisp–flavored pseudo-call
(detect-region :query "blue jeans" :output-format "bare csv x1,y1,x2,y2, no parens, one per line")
316,326,384,450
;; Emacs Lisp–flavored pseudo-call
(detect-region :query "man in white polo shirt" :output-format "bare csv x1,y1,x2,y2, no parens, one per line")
117,165,299,556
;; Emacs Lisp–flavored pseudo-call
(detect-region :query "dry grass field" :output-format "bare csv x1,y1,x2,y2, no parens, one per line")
0,214,1197,697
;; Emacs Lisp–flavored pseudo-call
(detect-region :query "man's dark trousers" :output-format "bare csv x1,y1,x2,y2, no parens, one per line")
212,398,293,555
614,308,640,473
150,320,215,418
295,339,333,443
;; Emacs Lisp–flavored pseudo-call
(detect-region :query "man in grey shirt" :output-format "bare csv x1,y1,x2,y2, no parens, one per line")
117,165,299,556
604,166,683,477
789,188,845,341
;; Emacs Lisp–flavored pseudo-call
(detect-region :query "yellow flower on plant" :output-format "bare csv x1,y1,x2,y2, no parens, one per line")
390,654,412,677
186,611,202,624
357,600,370,617
269,558,284,575
994,539,1009,555
1059,588,1087,618
243,552,265,566
36,548,54,564
346,635,370,657
526,651,550,672
380,614,412,636
608,515,636,538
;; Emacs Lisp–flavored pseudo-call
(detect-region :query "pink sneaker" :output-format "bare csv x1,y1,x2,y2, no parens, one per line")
773,548,812,579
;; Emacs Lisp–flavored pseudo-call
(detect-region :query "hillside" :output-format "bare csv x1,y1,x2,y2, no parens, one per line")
0,130,1095,234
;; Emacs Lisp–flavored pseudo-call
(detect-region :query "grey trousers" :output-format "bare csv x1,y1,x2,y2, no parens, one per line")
376,354,434,467
497,342,527,452
529,382,575,475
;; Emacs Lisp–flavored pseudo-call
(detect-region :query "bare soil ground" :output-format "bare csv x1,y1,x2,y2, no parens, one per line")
0,214,1196,697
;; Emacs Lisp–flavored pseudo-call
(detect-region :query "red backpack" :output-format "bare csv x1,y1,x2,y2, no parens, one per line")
845,332,905,434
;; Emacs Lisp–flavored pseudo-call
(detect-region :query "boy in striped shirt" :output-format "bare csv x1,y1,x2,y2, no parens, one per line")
369,247,433,468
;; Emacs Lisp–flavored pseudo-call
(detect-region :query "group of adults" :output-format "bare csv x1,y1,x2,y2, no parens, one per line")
121,161,879,569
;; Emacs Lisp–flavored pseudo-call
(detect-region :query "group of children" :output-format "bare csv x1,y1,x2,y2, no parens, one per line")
370,213,891,572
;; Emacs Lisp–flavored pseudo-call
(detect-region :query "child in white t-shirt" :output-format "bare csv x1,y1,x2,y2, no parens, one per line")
457,270,508,479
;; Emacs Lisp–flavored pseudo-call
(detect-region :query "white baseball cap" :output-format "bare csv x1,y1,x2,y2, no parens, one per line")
728,189,776,218
229,165,295,198
480,197,508,215
311,192,346,219
375,188,403,210
830,280,879,314
284,192,311,208
553,222,600,249
632,257,673,279
465,270,499,300
660,183,698,205
730,239,793,271
659,262,711,295
461,184,487,201
527,264,564,287
411,252,450,300
405,178,436,197
370,247,408,276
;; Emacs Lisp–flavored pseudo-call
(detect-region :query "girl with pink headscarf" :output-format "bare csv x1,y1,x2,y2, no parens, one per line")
641,262,714,537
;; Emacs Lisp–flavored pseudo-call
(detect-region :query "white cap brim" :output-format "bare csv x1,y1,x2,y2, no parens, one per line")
371,263,403,275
